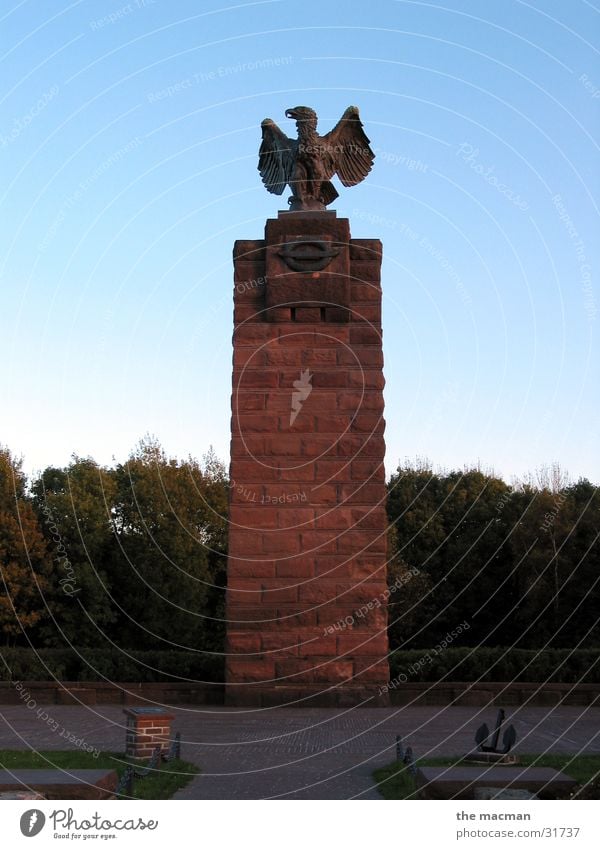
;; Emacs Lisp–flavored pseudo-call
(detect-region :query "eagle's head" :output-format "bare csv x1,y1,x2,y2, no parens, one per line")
285,106,318,130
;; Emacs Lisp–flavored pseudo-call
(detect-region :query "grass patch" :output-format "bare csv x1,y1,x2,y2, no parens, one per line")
0,749,199,800
374,754,600,800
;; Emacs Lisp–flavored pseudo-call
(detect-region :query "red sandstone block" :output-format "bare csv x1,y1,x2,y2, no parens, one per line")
277,609,318,628
352,413,385,434
299,635,338,657
295,307,322,322
265,348,302,366
350,507,388,530
335,581,387,603
350,326,382,345
228,531,265,556
279,465,315,482
314,459,352,483
351,459,385,481
230,507,278,529
352,557,386,580
274,659,315,682
314,558,353,579
230,435,265,457
262,584,298,604
351,304,381,324
315,414,350,433
301,531,338,554
237,371,278,389
337,349,383,368
233,324,275,344
233,239,266,260
336,529,385,555
350,282,381,301
314,507,354,530
308,326,350,345
336,390,365,413
233,347,264,367
301,436,337,458
302,349,337,366
313,660,353,683
298,582,338,604
227,633,262,652
234,305,262,323
339,483,386,505
234,392,266,412
350,260,382,282
262,533,300,555
277,508,315,528
226,660,275,682
348,370,385,389
230,459,279,482
235,413,280,433
307,483,338,505
337,633,389,655
267,307,293,322
261,633,299,655
311,371,347,388
264,435,303,456
284,414,315,433
276,560,314,578
228,560,277,578
325,307,350,322
337,435,386,458
349,240,382,261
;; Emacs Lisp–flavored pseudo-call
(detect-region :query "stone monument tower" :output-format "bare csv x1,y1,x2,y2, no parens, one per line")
225,106,390,706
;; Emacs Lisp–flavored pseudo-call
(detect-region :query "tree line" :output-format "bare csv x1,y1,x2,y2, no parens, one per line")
0,442,598,663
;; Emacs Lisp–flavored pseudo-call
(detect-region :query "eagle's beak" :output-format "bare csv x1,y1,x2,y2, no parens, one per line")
285,108,298,120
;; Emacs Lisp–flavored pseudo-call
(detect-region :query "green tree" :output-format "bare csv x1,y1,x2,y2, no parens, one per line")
0,447,53,644
31,458,118,648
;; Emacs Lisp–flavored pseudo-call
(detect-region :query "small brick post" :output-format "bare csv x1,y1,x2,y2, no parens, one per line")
123,707,174,759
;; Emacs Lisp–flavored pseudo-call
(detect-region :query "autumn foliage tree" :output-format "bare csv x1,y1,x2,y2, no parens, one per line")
0,447,53,644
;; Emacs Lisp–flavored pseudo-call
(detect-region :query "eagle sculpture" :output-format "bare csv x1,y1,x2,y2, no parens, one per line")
258,105,375,211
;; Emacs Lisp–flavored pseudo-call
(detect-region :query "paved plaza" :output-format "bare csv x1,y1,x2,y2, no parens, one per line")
1,702,598,799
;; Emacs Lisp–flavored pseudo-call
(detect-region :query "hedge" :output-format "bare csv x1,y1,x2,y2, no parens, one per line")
2,646,598,684
0,648,224,683
388,647,600,683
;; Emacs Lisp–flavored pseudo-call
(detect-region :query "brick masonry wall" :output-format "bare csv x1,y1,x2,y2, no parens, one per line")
226,212,390,706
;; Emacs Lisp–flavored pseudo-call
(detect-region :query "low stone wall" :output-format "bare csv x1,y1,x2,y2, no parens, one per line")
0,680,597,706
388,681,599,707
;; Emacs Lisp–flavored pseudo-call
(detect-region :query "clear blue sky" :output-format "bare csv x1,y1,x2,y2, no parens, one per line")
1,0,599,484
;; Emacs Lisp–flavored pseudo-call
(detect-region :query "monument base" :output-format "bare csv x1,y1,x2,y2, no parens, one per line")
225,683,390,708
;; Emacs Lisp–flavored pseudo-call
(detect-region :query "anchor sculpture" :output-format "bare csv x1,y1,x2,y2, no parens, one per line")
475,709,517,755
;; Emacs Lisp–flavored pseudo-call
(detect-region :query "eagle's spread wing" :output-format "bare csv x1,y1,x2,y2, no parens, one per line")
258,118,295,195
320,106,374,187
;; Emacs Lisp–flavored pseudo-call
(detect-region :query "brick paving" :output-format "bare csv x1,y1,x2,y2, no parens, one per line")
0,702,598,799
